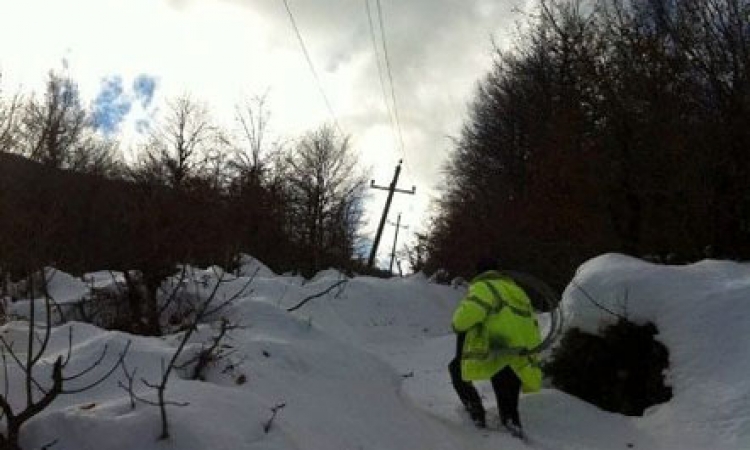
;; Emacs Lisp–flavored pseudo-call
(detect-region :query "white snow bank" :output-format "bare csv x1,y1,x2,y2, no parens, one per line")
562,253,750,449
7,268,90,322
16,294,485,450
4,253,750,450
237,254,276,278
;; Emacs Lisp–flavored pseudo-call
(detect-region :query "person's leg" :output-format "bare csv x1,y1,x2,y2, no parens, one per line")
490,366,522,427
449,334,485,427
448,357,486,427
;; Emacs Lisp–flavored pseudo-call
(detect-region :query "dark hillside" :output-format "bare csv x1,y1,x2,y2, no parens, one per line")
0,152,238,277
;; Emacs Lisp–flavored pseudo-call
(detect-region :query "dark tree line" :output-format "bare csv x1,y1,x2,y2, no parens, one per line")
0,71,368,286
423,0,750,288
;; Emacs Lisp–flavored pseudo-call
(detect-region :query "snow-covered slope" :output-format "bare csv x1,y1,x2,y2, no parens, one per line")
2,254,749,450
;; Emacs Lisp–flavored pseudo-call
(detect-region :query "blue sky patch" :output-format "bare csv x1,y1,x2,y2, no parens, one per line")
92,75,132,135
133,74,157,108
135,118,152,134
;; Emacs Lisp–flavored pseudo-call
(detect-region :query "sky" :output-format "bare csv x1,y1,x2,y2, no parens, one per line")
0,0,532,267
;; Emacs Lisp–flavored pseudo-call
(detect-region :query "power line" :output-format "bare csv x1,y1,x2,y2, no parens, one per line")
280,0,344,136
372,0,416,183
374,1,405,152
364,0,399,157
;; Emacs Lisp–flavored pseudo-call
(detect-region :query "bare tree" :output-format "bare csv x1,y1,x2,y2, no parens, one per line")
9,70,121,176
137,94,225,190
0,73,21,154
14,71,86,169
405,232,429,274
282,125,368,274
231,92,277,187
67,134,123,177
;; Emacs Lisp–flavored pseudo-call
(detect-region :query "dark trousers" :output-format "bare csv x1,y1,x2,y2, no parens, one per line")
449,334,522,427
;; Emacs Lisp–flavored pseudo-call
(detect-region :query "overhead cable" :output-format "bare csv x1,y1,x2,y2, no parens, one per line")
364,0,399,157
281,0,344,136
372,0,419,182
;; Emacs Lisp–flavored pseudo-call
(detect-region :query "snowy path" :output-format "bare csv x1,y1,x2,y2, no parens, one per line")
360,332,663,450
283,273,665,450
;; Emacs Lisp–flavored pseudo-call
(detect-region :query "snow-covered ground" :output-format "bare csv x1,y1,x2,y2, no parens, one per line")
2,253,749,450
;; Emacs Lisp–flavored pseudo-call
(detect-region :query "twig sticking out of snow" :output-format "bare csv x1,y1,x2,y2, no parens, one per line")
286,279,347,312
173,318,241,381
40,438,59,449
118,360,139,410
263,403,286,434
570,279,628,321
121,266,256,441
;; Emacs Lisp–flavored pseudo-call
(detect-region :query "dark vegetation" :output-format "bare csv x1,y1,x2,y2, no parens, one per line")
420,0,750,289
545,319,672,415
0,77,369,283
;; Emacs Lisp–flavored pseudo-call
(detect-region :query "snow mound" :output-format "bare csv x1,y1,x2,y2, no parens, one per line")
309,268,347,282
8,268,90,321
237,254,276,278
41,268,88,304
562,253,750,449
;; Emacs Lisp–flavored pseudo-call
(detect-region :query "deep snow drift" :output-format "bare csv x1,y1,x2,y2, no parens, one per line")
1,253,748,450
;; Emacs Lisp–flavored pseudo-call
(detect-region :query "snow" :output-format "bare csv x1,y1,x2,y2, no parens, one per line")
2,253,749,449
237,254,276,278
563,254,750,449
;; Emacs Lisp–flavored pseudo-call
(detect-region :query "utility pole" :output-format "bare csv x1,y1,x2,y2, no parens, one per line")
368,160,415,268
388,213,408,274
396,260,404,277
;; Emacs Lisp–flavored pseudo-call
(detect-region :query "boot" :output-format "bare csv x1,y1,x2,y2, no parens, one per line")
466,402,486,428
503,421,525,439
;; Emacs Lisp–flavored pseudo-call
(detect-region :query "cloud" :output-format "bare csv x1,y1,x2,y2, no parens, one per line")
133,74,158,108
211,0,525,180
92,75,132,135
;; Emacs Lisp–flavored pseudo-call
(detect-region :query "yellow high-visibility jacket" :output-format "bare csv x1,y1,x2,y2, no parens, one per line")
451,270,542,392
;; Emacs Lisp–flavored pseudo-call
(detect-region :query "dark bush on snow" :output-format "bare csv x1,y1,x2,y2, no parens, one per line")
545,319,672,415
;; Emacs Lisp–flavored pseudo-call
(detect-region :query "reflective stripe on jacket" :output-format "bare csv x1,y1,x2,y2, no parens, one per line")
451,270,542,392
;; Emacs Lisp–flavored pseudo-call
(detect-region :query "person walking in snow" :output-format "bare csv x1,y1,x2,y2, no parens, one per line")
449,257,542,438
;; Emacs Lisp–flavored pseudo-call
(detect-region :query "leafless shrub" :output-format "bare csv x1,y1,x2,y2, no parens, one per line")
118,268,254,440
0,273,130,450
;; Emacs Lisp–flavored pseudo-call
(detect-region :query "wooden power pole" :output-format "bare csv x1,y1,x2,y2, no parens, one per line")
368,160,415,268
388,213,408,274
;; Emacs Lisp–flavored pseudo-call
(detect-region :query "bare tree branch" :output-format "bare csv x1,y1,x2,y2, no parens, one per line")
263,403,286,434
60,341,131,394
569,279,627,320
287,279,348,312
